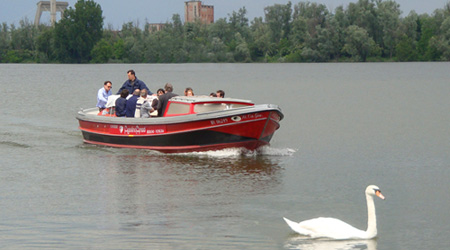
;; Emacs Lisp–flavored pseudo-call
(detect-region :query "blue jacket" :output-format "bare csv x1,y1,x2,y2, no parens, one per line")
125,95,139,117
115,97,127,117
117,77,152,95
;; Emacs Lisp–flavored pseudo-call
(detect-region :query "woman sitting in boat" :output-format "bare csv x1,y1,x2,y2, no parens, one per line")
184,87,194,96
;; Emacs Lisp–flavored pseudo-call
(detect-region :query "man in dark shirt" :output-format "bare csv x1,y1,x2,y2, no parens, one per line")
116,70,152,95
125,89,140,117
115,89,129,117
157,83,178,117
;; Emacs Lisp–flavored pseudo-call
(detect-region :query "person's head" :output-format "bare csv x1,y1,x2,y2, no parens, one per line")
140,89,148,98
133,89,140,96
164,83,173,93
127,70,136,81
104,81,112,91
120,89,129,98
185,87,194,96
216,90,225,98
157,88,165,96
209,92,217,97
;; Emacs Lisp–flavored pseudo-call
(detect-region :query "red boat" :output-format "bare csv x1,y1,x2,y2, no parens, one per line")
77,96,283,153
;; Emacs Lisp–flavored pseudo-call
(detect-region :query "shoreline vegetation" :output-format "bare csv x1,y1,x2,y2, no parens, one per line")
1,0,449,64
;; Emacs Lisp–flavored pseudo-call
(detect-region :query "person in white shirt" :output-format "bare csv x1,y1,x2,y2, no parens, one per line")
141,88,164,118
136,89,156,118
97,81,112,112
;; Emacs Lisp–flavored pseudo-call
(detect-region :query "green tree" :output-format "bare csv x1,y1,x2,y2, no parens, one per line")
54,0,103,63
377,0,401,58
0,23,10,62
91,38,112,63
293,2,329,36
123,36,144,63
234,33,251,62
342,25,379,61
229,7,250,39
417,14,440,60
6,20,37,62
396,35,418,61
207,37,228,62
249,17,273,60
111,39,125,60
183,21,209,62
429,16,450,60
10,18,38,52
346,0,380,44
264,2,292,44
36,27,54,62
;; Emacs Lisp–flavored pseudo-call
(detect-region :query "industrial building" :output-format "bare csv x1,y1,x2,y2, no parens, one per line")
184,1,214,24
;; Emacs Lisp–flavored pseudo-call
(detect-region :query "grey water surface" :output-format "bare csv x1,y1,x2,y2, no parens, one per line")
0,63,449,249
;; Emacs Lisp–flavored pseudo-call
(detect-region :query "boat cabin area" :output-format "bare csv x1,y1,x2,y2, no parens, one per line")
164,96,254,117
95,96,255,117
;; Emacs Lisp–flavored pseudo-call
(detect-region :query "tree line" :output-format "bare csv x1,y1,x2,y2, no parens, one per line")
1,0,449,63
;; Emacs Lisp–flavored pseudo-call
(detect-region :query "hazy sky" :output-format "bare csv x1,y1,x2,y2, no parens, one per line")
1,0,448,28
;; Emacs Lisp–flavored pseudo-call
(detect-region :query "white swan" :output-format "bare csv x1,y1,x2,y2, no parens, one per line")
283,185,385,240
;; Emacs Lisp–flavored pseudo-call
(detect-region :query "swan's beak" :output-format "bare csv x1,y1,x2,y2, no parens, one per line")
375,190,385,200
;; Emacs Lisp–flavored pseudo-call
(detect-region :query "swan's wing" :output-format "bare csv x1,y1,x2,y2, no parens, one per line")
299,217,367,239
283,217,315,236
285,217,367,239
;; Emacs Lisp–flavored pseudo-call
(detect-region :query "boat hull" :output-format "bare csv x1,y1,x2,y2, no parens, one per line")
77,105,282,153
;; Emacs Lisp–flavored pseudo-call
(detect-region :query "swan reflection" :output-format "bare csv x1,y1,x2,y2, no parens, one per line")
284,236,377,250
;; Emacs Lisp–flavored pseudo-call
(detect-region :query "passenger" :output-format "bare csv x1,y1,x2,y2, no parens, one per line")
216,90,225,98
115,89,129,117
141,88,165,118
116,69,152,95
184,87,194,96
140,100,152,118
126,89,140,117
149,88,165,116
97,81,112,112
156,83,178,117
137,89,157,118
135,89,147,118
209,92,217,97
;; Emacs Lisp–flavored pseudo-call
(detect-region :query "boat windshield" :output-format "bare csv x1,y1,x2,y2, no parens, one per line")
165,100,253,116
166,103,190,115
193,103,249,113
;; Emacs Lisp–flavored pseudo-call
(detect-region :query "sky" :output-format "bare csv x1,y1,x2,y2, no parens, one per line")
1,0,448,29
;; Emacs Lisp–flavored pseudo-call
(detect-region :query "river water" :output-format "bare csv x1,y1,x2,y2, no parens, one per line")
0,63,449,249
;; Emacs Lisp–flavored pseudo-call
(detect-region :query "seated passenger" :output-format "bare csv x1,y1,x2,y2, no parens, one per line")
216,89,225,98
125,89,140,117
157,83,178,117
184,87,194,96
136,89,155,118
115,89,129,117
141,88,165,118
97,81,112,113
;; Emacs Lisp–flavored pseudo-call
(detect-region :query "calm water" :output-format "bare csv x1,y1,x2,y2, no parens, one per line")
0,63,449,249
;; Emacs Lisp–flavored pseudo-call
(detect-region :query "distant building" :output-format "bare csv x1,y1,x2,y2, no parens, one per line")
148,23,166,33
184,1,214,24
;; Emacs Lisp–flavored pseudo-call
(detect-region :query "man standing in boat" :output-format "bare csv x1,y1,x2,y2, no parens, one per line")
116,70,152,95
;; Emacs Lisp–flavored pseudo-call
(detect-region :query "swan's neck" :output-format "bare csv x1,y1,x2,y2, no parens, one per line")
366,194,377,238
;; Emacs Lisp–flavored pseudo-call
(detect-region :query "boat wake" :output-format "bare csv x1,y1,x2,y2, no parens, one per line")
175,146,296,157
